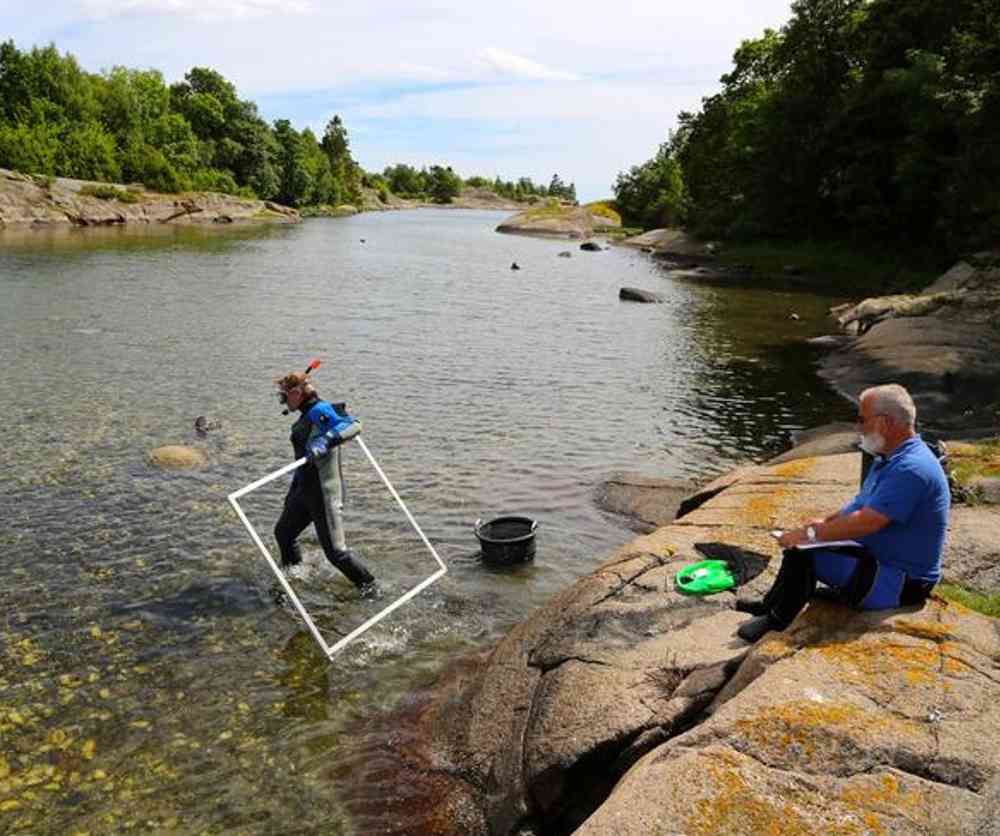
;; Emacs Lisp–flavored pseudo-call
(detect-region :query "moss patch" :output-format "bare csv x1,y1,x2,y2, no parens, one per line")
946,438,1000,489
517,200,577,221
936,584,1000,619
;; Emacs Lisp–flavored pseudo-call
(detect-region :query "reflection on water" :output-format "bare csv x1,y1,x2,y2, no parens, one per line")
0,212,851,832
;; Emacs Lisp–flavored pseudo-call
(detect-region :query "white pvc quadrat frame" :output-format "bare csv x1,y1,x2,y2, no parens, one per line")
227,436,447,659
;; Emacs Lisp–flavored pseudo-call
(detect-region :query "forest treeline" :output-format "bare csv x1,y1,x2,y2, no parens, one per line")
0,41,575,208
614,0,1000,253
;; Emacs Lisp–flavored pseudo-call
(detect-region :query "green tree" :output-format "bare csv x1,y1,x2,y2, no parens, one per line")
272,119,311,206
0,121,60,174
614,142,687,228
57,121,120,181
428,165,462,203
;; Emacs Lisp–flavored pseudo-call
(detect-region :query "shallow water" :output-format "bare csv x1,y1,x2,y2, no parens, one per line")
0,212,852,832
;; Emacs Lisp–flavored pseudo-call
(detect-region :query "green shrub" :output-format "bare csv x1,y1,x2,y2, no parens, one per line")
79,183,140,203
584,200,622,225
188,168,240,194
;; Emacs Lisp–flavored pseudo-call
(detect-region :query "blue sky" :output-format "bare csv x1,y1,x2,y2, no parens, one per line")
2,0,794,201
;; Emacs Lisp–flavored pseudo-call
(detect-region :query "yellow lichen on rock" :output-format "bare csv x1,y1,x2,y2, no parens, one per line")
839,772,927,826
687,757,814,836
893,618,954,642
734,700,903,759
771,458,818,480
814,635,941,688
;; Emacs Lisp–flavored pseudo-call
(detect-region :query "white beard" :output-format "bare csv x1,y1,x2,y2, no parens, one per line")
859,431,886,456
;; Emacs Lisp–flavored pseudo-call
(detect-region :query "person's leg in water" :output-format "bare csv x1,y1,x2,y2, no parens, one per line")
300,478,377,593
274,488,312,568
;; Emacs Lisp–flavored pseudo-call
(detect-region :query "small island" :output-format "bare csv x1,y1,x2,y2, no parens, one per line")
495,200,622,239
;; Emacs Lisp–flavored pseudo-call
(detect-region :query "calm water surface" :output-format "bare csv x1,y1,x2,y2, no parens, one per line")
0,211,852,832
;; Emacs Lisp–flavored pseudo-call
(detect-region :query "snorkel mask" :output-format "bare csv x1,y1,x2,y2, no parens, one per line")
275,359,321,414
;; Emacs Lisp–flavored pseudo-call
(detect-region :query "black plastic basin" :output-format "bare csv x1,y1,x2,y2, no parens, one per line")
474,516,538,565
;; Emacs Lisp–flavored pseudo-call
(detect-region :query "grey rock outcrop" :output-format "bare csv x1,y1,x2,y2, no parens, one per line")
821,253,1000,430
0,168,300,227
595,474,695,532
496,206,600,240
619,228,713,260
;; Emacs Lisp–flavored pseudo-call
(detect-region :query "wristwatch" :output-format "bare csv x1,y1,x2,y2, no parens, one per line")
806,525,817,543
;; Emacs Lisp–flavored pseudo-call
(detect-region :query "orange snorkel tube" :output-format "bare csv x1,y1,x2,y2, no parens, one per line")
280,358,322,414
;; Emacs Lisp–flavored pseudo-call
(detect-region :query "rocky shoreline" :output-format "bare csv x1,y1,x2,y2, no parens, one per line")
337,253,1000,834
0,168,301,228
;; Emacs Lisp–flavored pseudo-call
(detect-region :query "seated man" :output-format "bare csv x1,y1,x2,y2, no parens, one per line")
737,383,950,643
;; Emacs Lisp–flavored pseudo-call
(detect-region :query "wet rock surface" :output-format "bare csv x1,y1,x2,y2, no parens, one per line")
595,473,694,532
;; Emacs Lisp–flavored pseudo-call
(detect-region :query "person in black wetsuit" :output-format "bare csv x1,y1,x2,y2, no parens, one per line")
273,371,376,596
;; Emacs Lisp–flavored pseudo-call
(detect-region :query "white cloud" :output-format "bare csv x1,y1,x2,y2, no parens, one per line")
10,0,797,200
479,47,580,82
80,0,311,21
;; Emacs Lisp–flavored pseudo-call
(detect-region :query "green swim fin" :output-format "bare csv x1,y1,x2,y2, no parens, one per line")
675,559,736,596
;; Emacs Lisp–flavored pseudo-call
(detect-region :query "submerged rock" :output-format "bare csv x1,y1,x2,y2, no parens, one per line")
147,445,207,469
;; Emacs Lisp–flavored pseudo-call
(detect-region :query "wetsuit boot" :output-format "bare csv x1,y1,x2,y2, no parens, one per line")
328,548,375,589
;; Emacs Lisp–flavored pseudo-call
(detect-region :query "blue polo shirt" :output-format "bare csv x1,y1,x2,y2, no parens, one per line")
840,437,950,582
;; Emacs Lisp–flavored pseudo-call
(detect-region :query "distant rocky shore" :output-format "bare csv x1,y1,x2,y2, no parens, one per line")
0,168,301,228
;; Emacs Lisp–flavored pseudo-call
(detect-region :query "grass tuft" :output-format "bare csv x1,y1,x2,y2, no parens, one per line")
937,584,1000,618
79,184,140,203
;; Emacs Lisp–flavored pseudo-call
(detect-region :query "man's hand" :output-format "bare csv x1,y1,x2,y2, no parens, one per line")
778,528,810,549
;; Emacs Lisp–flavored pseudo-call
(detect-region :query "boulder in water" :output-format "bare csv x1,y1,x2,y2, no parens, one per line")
147,445,207,469
580,241,602,252
619,287,664,303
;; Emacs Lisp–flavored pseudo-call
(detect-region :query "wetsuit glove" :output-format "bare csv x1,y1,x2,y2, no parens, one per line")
307,430,342,460
306,435,330,460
